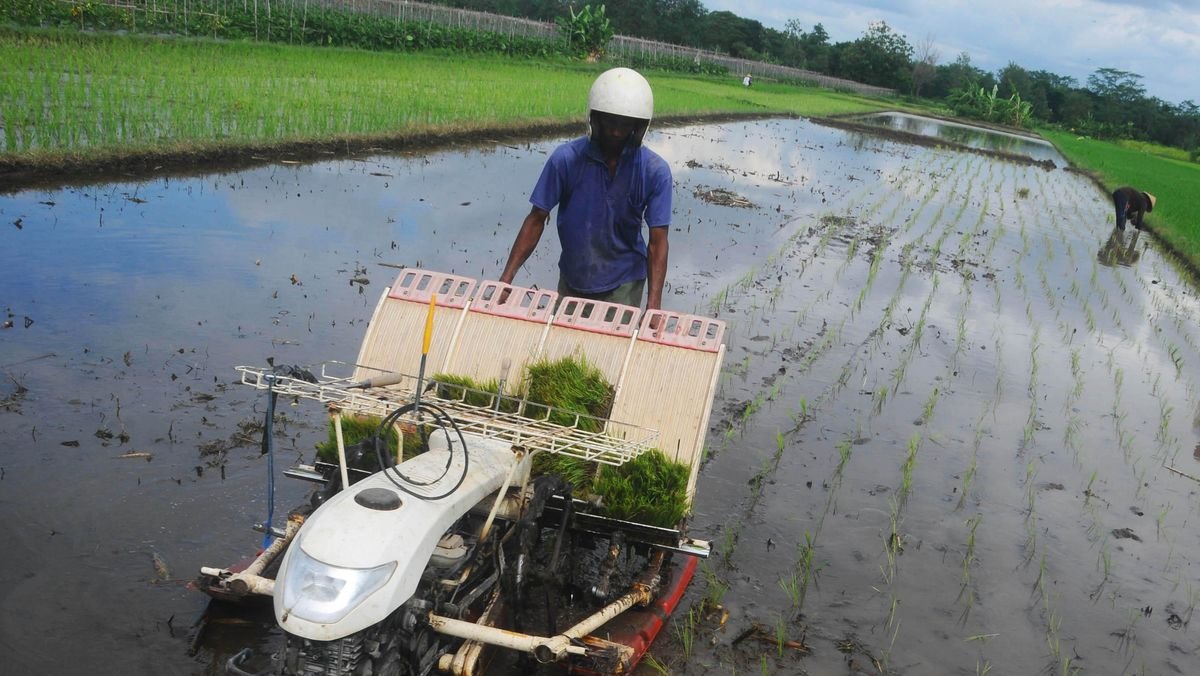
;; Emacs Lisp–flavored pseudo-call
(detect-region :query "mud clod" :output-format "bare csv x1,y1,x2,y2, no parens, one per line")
1111,528,1141,541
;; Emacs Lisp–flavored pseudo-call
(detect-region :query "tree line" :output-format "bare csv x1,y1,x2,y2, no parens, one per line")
434,0,1200,154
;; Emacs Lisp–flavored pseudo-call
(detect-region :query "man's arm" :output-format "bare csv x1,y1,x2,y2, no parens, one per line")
499,206,550,284
1132,195,1148,229
645,226,669,311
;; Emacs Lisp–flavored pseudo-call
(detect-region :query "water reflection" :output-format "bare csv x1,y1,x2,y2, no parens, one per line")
1097,226,1143,267
851,111,1063,162
3,115,1199,676
0,116,894,674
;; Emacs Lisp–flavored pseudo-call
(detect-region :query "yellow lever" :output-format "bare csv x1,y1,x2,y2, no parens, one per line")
422,293,437,355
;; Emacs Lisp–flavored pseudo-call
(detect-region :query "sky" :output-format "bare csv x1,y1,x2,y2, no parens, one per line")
703,0,1200,106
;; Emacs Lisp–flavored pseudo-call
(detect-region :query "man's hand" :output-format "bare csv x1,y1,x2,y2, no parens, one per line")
499,207,550,286
645,226,669,311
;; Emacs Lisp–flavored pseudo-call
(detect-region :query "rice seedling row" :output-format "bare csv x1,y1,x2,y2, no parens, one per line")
496,119,1200,675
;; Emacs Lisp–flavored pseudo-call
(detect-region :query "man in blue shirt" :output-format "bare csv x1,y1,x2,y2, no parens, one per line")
499,68,673,311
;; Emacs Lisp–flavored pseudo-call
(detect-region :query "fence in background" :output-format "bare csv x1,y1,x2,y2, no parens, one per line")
89,0,894,96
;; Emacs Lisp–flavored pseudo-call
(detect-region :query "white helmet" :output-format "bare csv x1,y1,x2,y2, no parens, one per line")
587,68,654,123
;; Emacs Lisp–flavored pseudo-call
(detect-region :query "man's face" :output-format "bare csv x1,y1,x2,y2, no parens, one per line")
593,112,641,155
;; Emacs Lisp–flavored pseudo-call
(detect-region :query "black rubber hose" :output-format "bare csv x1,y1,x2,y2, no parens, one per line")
370,401,470,501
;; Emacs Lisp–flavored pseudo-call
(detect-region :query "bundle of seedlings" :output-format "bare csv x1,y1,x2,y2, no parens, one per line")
430,373,518,412
318,356,691,526
592,449,690,527
314,414,422,470
532,453,598,494
523,354,613,432
521,355,689,527
533,449,691,527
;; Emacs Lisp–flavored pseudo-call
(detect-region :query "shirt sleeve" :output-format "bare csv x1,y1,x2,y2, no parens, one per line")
644,153,673,228
530,146,569,212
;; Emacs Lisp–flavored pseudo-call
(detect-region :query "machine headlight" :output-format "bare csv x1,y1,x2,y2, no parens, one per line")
279,546,396,624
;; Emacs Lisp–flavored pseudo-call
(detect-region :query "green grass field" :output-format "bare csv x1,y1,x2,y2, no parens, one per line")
0,27,884,160
1043,128,1200,267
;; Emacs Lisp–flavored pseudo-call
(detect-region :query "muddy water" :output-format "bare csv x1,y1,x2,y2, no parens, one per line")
2,117,1199,675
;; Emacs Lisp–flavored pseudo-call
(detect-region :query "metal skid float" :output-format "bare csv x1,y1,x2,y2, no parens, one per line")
195,269,726,676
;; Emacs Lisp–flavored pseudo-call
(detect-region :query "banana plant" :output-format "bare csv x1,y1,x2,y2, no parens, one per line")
556,4,614,62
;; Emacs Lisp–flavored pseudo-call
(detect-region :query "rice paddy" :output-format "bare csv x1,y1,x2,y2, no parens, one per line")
0,27,886,163
1,114,1198,673
652,118,1200,674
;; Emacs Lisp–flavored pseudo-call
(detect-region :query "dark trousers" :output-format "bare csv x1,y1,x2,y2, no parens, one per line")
1113,190,1130,230
557,276,645,308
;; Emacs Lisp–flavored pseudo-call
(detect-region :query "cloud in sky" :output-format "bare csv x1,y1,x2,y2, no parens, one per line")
703,0,1200,105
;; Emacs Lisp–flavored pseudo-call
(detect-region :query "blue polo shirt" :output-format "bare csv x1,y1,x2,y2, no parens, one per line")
530,136,672,294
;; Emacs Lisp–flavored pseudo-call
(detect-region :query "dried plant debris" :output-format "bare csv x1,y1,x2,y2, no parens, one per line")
117,451,154,461
819,214,856,229
196,416,276,459
1,374,28,412
693,186,755,208
151,550,171,581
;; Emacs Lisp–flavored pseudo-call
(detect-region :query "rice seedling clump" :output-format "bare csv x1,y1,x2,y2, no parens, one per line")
532,453,598,493
593,449,690,527
324,358,688,526
524,354,614,432
431,373,517,411
315,415,418,468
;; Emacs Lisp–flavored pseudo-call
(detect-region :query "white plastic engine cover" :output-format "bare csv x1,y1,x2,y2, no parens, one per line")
275,432,525,639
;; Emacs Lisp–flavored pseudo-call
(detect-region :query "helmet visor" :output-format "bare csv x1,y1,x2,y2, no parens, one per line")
591,111,649,149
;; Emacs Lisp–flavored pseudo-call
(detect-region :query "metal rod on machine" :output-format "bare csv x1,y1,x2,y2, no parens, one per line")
448,587,503,676
428,614,588,662
428,552,663,666
199,515,303,598
478,449,524,544
242,517,302,578
494,357,511,412
331,406,351,490
435,450,526,594
428,585,649,665
563,551,663,641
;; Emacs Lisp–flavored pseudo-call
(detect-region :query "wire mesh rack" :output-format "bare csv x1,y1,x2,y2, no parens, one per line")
237,363,659,467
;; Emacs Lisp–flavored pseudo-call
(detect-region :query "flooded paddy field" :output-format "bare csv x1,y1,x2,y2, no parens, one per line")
850,110,1060,161
2,116,1199,675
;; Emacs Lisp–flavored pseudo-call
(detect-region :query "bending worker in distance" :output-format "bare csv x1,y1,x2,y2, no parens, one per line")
499,67,673,311
1112,186,1156,231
